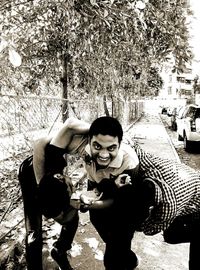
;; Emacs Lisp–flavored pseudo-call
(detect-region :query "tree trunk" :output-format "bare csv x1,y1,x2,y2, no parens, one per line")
60,52,72,170
103,95,110,116
111,95,118,119
61,53,70,122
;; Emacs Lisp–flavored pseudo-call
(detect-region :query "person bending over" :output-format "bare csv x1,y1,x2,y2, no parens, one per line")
19,118,89,270
124,141,200,270
33,116,140,270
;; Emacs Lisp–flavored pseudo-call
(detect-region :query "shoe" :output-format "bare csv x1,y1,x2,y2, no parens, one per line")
51,248,74,270
104,251,138,270
126,250,139,269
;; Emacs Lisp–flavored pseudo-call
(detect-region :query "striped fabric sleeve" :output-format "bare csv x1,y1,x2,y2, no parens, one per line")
140,178,177,235
132,142,200,234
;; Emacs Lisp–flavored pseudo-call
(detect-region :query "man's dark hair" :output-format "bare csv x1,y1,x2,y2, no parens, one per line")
88,116,123,143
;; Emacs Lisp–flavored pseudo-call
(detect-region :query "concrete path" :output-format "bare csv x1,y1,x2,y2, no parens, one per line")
126,112,189,270
127,113,180,162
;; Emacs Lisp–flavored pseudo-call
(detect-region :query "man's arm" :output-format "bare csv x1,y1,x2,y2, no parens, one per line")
33,117,90,184
50,117,90,149
81,198,114,211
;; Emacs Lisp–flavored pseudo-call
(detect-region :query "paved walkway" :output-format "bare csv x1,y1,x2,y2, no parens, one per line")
125,112,188,270
127,113,180,162
44,111,189,270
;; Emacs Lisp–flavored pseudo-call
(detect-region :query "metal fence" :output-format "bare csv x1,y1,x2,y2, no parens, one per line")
0,94,143,231
0,94,143,163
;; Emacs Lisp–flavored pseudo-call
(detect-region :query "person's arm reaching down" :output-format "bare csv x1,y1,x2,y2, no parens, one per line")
50,117,90,149
33,117,90,184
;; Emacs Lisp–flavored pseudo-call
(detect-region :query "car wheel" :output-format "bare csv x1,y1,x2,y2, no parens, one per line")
177,133,183,141
171,122,177,131
183,134,192,152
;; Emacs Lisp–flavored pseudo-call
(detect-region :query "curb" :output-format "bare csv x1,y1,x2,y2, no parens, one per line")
124,115,143,132
158,114,181,163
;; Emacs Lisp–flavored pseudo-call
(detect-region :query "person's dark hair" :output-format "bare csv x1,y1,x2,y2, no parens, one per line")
38,173,70,218
88,116,123,143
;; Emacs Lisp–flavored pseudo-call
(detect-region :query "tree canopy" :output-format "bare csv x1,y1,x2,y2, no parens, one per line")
0,0,193,99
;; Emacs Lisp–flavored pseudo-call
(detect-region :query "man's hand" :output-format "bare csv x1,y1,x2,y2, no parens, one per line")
80,190,103,204
64,175,74,196
114,174,132,188
79,202,90,213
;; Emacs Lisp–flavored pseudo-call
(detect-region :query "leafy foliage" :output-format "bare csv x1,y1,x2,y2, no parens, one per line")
0,0,193,98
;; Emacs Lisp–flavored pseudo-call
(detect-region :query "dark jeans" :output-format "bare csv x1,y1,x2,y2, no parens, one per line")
54,209,79,252
19,156,43,270
163,214,200,270
88,180,136,270
189,219,199,270
18,156,79,270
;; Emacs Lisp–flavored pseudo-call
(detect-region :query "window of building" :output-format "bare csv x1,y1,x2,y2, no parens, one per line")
177,76,185,83
185,79,192,85
168,87,172,95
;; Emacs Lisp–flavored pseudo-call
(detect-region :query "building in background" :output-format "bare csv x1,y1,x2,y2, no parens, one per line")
158,57,194,108
157,1,200,106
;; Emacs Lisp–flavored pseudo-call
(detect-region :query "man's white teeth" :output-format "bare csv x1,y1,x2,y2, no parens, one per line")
99,157,109,161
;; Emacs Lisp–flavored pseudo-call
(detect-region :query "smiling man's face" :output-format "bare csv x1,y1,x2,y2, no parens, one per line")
89,134,120,168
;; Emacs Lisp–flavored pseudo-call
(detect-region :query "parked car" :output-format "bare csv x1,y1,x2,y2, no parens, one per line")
176,104,200,151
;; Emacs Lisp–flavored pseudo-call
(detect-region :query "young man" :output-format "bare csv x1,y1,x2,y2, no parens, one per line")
19,118,90,270
33,116,140,270
35,117,200,270
126,141,200,270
